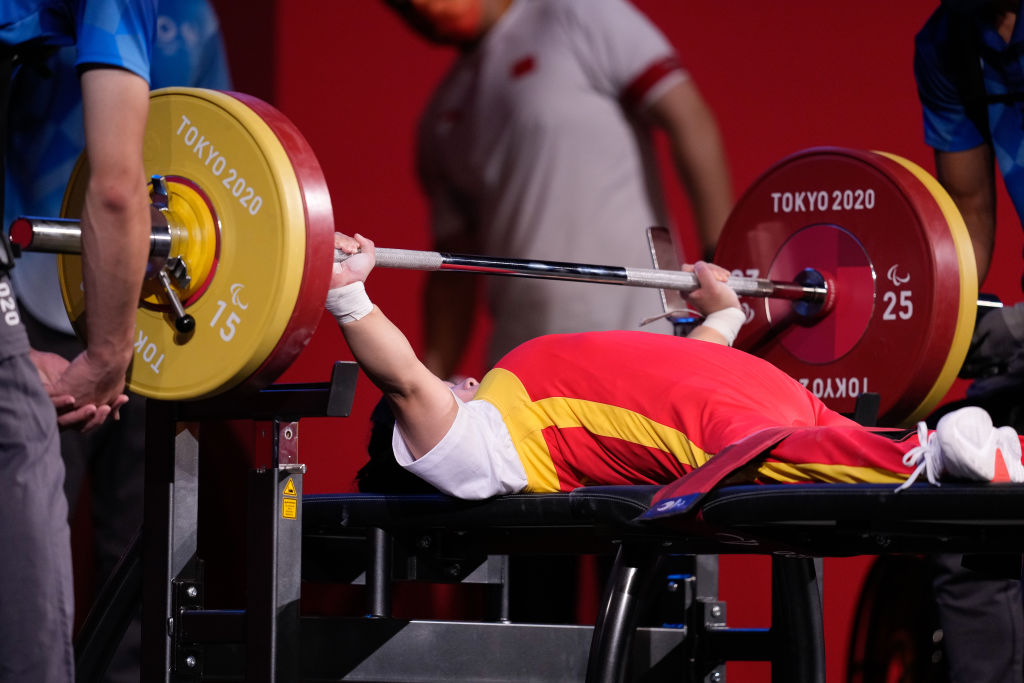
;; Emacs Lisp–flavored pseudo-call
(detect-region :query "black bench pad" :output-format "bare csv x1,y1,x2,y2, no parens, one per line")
303,482,1024,557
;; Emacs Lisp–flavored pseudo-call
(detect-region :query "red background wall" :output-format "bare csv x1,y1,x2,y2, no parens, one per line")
206,2,1024,680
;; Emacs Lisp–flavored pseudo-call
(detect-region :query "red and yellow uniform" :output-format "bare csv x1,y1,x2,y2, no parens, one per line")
476,331,915,493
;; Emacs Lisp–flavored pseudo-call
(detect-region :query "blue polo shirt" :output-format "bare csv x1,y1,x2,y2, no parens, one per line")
1,1,156,79
2,1,157,234
915,4,1024,232
3,0,231,335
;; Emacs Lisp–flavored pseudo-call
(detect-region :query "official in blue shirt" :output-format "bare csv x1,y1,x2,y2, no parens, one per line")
1,2,156,681
915,3,1024,682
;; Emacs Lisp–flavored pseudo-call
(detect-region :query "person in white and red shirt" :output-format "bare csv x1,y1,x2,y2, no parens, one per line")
385,0,733,377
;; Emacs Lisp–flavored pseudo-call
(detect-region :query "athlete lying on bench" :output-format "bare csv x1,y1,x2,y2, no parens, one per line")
327,233,1024,499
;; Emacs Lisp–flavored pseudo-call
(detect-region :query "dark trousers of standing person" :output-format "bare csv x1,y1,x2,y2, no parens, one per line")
928,386,1024,682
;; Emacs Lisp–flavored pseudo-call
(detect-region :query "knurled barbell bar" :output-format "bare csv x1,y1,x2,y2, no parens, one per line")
4,88,983,426
14,216,831,308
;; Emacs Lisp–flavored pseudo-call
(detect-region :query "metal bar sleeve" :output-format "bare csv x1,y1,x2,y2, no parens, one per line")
9,217,83,253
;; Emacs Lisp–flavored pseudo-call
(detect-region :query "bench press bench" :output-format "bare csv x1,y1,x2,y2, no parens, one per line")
74,366,1024,683
296,481,1024,683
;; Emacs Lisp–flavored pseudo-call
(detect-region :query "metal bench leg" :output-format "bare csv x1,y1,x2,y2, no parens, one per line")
367,527,392,618
586,544,663,683
771,556,825,682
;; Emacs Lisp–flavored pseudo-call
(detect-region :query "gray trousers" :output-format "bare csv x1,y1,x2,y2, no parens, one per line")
0,349,73,682
22,309,145,683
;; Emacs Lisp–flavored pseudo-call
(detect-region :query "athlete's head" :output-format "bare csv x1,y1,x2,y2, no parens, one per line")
447,376,480,402
359,398,439,493
383,0,508,46
358,381,478,492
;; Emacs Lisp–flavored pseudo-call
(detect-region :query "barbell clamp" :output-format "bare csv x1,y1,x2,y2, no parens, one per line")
156,264,194,335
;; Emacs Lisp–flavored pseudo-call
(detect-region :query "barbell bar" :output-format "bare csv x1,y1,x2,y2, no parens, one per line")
336,246,833,307
3,87,987,427
19,216,1000,322
12,216,829,306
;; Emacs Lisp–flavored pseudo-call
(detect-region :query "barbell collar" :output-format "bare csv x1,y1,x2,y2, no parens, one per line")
157,268,196,334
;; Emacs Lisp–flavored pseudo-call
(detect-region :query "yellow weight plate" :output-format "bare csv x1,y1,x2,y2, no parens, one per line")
59,88,318,400
875,151,978,424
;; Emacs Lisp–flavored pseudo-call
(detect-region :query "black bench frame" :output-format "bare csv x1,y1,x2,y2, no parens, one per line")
72,368,1024,682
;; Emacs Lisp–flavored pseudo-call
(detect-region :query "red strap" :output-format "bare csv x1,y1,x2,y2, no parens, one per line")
643,426,800,520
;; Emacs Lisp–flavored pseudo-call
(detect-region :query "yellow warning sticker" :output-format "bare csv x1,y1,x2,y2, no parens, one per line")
282,498,297,520
282,477,297,497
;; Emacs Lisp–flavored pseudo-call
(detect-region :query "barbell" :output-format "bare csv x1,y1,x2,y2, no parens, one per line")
7,88,980,426
18,220,831,303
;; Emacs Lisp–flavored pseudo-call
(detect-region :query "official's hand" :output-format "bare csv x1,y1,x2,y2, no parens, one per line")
331,232,376,288
30,349,125,431
51,349,130,427
960,302,1024,378
30,348,70,392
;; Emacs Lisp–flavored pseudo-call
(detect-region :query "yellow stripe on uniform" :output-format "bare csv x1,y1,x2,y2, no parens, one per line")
476,368,711,492
754,460,907,484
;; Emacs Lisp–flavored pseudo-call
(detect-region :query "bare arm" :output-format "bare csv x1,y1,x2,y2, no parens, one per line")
683,261,744,345
332,235,743,457
647,79,733,260
332,234,459,457
53,67,151,408
934,145,997,283
29,349,121,430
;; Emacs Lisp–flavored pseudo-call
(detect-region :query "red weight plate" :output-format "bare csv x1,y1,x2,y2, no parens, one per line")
715,148,974,426
766,224,874,364
226,91,335,394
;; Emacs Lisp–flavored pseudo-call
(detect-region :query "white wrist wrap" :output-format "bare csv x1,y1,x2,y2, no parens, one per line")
326,281,373,324
700,307,746,346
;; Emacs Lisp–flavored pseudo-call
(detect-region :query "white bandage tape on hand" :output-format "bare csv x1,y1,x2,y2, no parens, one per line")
699,307,746,346
326,281,374,324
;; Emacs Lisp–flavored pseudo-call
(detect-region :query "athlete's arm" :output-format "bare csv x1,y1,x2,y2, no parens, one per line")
331,233,459,458
647,79,733,260
331,234,743,456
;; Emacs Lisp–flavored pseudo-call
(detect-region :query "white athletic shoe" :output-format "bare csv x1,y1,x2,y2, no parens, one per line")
895,406,1024,491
